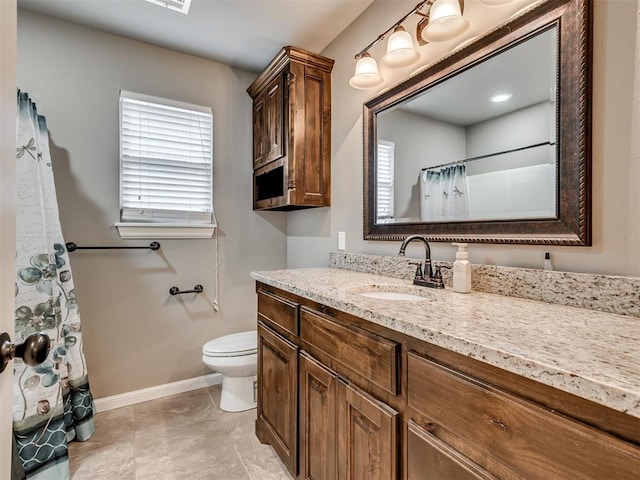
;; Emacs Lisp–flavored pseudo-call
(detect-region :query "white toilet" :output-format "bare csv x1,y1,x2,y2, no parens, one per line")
202,330,257,412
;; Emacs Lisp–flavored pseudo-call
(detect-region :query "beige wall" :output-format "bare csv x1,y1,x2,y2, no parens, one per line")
17,10,287,398
287,0,640,277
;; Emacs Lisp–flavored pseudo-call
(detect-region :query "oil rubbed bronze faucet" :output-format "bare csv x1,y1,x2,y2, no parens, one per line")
398,234,444,289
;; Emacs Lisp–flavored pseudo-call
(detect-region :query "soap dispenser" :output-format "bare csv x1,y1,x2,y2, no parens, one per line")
452,243,471,293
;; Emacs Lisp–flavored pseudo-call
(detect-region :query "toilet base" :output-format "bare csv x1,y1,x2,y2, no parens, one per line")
220,374,257,412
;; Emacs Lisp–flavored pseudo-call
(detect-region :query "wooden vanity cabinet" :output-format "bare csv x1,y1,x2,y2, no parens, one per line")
247,46,334,211
255,282,640,480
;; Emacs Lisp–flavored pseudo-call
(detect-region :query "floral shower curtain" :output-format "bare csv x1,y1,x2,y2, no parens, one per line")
419,163,469,221
13,91,95,479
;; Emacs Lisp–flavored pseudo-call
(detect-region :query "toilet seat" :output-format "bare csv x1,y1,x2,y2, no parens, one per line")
203,331,257,357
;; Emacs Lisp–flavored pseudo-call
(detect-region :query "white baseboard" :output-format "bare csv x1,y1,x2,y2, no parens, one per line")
94,373,223,413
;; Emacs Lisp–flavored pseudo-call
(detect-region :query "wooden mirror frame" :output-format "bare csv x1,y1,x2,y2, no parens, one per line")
363,0,591,245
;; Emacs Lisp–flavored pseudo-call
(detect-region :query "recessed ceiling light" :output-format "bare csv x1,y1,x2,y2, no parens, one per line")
490,93,512,103
144,0,191,15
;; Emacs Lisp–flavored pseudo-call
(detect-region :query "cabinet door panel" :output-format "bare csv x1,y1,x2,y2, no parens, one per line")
257,323,298,474
338,381,398,480
407,421,498,480
299,353,337,480
252,96,265,167
264,75,284,163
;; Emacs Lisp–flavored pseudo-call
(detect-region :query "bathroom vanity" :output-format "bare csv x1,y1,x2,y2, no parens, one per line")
251,267,640,480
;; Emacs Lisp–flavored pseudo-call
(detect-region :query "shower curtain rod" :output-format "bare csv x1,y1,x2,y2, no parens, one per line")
421,141,555,171
65,241,160,252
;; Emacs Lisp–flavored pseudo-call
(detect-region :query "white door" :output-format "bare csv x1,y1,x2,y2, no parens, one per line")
0,1,17,478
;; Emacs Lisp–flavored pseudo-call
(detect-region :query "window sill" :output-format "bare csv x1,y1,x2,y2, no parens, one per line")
115,222,216,239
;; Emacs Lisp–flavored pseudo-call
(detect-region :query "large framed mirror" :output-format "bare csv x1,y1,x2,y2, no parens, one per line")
364,0,591,245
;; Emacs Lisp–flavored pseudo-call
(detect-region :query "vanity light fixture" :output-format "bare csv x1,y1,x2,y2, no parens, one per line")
490,93,513,103
420,0,470,42
350,0,469,90
382,26,420,68
349,53,384,89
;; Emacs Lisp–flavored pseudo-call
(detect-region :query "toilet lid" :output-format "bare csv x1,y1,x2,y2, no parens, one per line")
203,330,257,357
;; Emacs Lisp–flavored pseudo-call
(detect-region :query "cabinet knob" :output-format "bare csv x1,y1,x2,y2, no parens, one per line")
0,331,50,374
424,422,437,432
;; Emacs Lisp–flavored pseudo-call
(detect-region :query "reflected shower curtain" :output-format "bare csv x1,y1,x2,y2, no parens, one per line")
13,91,95,479
419,164,469,221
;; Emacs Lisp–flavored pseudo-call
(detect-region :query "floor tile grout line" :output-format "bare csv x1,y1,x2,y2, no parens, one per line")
133,405,138,480
232,437,254,480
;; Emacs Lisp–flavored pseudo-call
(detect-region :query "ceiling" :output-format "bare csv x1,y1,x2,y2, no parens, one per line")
17,0,375,72
399,25,556,126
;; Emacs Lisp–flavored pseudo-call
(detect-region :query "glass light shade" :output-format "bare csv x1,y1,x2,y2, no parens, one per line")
421,0,470,42
382,26,420,68
349,54,383,89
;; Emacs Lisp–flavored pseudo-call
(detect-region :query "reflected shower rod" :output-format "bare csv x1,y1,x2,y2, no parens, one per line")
65,241,161,252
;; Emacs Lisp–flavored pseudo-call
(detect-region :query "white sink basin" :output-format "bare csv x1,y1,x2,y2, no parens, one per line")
345,284,436,302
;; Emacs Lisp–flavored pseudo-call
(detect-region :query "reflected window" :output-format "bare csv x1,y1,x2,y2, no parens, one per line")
377,140,395,220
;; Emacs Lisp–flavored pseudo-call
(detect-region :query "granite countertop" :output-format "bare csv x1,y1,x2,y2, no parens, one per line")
251,267,640,419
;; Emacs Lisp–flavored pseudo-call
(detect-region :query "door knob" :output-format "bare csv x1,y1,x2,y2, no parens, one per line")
0,331,50,374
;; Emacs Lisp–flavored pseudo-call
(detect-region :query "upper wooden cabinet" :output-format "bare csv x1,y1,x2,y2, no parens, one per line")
247,46,334,211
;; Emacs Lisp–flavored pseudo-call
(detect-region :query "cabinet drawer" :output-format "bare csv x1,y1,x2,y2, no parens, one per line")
407,352,640,480
300,307,399,395
257,289,299,337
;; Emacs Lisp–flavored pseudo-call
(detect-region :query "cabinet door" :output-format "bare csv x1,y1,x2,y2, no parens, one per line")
287,62,331,206
338,380,398,480
256,322,298,475
299,353,338,480
252,96,265,167
407,421,498,480
264,75,284,164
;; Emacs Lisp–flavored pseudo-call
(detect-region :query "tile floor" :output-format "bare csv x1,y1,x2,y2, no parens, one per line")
69,385,292,480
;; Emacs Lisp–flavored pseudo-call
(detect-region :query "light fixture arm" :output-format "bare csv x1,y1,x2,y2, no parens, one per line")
354,0,432,59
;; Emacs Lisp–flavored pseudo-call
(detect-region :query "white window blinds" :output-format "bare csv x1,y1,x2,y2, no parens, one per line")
119,91,213,224
377,140,395,219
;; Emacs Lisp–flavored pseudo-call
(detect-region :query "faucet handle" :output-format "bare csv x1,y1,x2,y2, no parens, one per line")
408,261,424,280
432,265,451,287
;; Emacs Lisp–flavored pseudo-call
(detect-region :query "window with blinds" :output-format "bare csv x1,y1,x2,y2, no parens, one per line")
377,140,395,219
119,91,213,224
